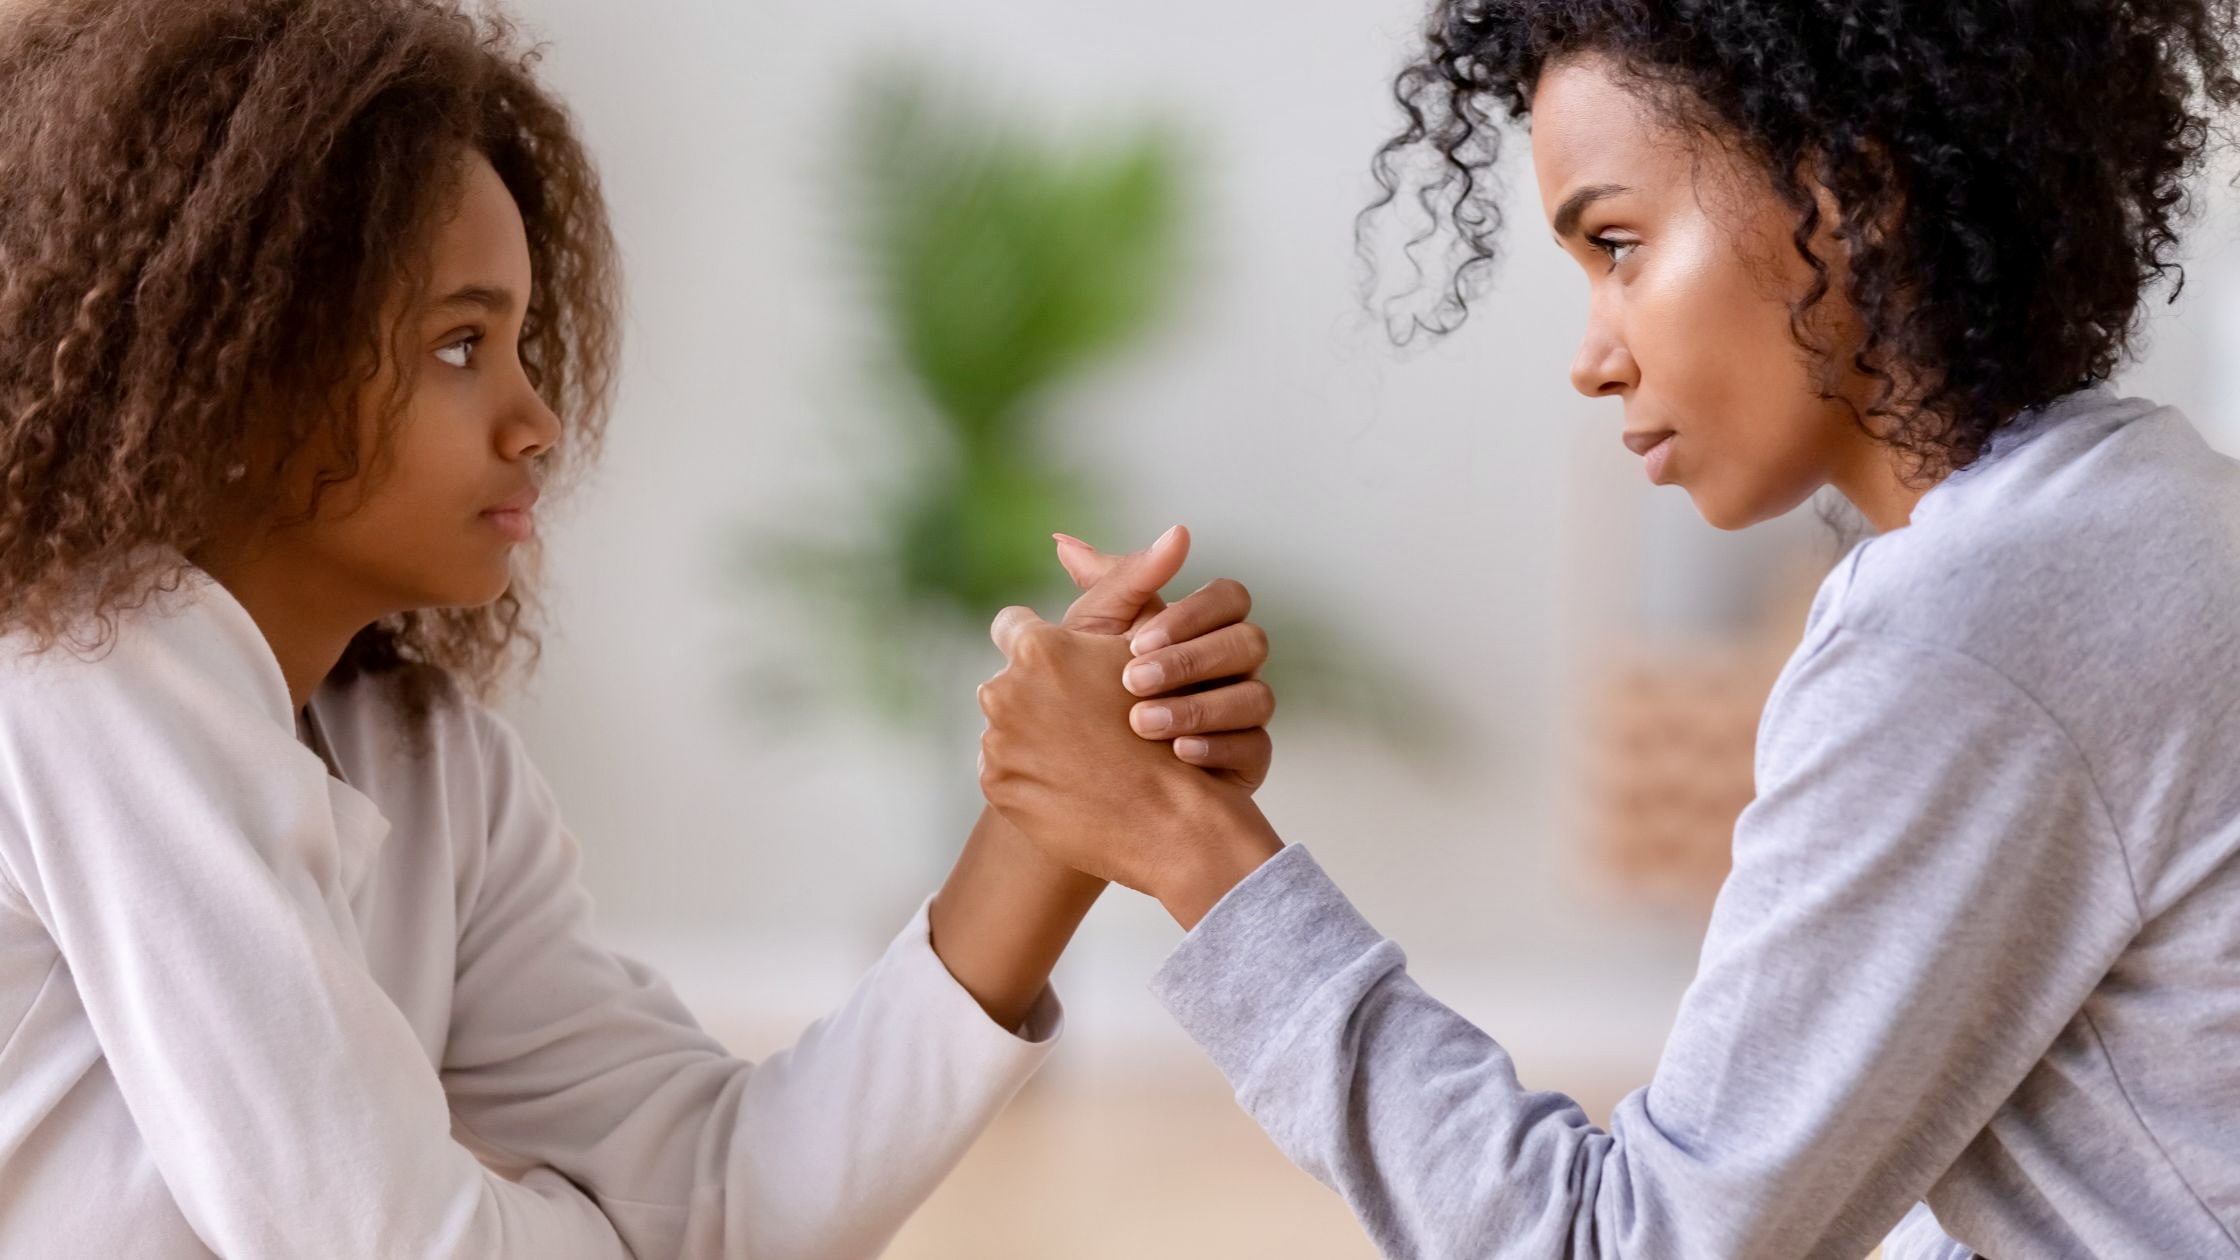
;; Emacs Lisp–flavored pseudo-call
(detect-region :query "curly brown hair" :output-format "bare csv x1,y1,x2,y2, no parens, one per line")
0,0,619,726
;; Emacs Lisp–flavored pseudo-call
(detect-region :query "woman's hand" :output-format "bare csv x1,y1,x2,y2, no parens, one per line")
928,526,1275,1021
977,563,1285,930
1051,528,1276,790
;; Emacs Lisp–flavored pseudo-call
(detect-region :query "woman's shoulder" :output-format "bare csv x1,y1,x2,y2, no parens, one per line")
1838,388,2240,711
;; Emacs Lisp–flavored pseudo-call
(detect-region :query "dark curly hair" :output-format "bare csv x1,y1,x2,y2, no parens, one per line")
1365,0,2240,474
0,0,619,727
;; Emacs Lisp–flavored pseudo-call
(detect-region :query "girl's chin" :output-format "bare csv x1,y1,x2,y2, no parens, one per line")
420,557,515,610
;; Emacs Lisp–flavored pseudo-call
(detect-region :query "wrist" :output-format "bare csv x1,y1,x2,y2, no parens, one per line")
928,808,1106,1031
979,805,1109,901
1155,791,1283,931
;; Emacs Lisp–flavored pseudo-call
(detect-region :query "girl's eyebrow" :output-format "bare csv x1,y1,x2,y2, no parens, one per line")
1551,182,1633,240
430,284,517,315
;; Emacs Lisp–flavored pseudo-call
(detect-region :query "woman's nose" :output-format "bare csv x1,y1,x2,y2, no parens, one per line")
1569,323,1638,399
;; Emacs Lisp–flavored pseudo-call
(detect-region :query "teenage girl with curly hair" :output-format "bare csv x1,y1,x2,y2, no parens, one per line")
975,1,2240,1256
0,0,1278,1254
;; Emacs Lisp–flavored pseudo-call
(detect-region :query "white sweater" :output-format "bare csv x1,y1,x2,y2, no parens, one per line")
0,567,1058,1258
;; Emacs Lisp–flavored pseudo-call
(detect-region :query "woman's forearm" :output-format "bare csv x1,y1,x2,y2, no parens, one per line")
1149,795,1285,931
927,807,1108,1031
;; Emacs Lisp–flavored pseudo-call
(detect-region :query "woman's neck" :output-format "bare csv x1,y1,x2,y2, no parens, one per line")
1829,435,1943,534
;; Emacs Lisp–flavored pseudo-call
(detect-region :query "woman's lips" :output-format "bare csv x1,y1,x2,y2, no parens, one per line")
1622,429,1678,485
1640,432,1675,484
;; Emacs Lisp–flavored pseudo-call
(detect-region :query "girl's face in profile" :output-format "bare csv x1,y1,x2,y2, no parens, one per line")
267,152,559,615
1531,55,1890,530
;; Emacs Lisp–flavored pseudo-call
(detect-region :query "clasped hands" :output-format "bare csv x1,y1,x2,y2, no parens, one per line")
976,525,1285,931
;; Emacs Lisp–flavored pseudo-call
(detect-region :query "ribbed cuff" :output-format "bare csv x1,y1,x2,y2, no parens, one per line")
1148,845,1385,1086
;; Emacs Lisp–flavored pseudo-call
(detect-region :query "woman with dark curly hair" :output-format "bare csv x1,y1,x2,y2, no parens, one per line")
0,0,1279,1254
974,1,2240,1256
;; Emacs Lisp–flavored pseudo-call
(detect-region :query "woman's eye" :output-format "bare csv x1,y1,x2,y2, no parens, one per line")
1587,235,1638,267
435,336,479,369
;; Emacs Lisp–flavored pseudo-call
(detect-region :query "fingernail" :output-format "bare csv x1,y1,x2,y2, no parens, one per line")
1053,532,1092,553
1155,524,1181,549
1131,628,1171,655
1175,736,1209,760
1124,661,1165,694
1134,705,1173,735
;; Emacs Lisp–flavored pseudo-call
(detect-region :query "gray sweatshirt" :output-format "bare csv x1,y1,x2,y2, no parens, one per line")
1150,386,2240,1259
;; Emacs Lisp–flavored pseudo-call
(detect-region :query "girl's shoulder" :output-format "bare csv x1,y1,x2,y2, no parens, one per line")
0,564,294,750
309,664,525,802
312,661,561,851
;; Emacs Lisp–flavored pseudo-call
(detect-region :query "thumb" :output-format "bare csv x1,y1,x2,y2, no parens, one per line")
989,604,1050,660
1051,534,1115,592
1061,525,1188,635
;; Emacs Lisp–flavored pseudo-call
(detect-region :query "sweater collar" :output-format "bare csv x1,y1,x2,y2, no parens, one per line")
148,557,300,739
1908,383,2119,526
147,556,394,900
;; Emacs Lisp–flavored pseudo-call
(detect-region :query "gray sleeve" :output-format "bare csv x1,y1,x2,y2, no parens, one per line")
1884,1203,1975,1260
1149,628,2141,1259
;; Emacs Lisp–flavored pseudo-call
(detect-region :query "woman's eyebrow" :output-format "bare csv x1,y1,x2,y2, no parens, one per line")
430,283,517,315
1551,182,1633,239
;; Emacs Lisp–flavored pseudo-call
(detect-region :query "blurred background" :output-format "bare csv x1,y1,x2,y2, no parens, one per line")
493,1,2240,1256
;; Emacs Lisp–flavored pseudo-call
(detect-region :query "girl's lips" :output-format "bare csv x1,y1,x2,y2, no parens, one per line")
481,507,534,543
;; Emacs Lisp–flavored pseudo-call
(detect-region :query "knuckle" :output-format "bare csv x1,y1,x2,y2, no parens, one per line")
1163,642,1199,681
1211,577,1252,615
1246,679,1277,719
1014,623,1058,665
1167,695,1201,730
979,729,1012,771
1242,622,1270,660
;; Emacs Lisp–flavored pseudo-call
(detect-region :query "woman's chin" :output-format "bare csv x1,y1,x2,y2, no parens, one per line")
1687,476,1820,532
1678,481,1748,532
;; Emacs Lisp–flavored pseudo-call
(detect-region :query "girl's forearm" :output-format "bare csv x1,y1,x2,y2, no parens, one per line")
927,807,1107,1031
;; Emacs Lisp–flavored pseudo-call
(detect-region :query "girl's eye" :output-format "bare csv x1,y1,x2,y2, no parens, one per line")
435,336,479,369
1587,235,1638,268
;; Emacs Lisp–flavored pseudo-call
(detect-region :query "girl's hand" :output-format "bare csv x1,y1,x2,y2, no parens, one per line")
977,596,1284,929
1052,528,1276,791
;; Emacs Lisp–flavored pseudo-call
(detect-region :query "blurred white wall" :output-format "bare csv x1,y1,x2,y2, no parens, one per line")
497,0,2240,1088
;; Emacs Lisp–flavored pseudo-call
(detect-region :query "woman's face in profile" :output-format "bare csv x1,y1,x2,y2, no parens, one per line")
1531,54,1885,531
